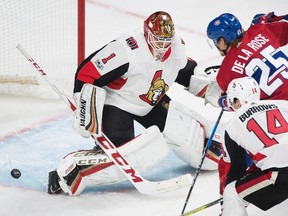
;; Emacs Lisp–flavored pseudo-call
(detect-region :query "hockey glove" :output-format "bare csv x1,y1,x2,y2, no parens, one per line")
204,65,220,77
218,95,233,111
251,11,288,26
73,84,106,138
204,80,223,107
188,65,220,97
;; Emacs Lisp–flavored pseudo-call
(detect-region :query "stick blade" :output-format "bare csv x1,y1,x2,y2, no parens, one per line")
137,173,192,195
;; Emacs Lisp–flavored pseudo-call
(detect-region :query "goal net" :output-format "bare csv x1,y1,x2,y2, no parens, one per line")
0,0,85,98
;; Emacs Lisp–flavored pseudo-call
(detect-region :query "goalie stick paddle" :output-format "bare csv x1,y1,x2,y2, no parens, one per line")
16,44,193,195
181,109,224,214
181,197,223,216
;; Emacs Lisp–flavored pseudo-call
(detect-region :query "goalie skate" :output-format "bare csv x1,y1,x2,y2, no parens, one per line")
47,170,63,194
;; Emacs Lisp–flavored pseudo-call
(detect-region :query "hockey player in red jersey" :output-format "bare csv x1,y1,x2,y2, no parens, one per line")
47,11,221,195
219,76,288,215
197,12,288,109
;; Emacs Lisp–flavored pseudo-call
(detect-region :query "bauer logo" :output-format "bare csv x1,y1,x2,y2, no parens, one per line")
79,99,86,127
95,59,104,70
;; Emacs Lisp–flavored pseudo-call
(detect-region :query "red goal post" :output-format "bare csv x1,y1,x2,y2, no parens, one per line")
0,0,85,98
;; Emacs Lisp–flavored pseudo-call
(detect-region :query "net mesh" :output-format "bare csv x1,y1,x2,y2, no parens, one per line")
0,0,80,98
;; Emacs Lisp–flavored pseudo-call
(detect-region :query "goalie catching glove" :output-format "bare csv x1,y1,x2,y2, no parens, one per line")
73,84,106,138
188,65,224,106
188,65,219,97
188,65,233,110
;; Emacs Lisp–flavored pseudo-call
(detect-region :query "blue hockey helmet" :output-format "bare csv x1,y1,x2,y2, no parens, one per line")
207,13,243,46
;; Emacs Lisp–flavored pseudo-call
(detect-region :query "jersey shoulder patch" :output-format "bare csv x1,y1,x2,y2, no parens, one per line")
125,36,139,50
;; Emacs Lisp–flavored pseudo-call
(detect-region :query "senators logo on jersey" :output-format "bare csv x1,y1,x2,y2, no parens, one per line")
139,70,169,106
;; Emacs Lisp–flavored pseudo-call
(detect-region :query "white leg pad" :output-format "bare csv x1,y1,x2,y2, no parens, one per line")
57,125,169,195
163,100,219,170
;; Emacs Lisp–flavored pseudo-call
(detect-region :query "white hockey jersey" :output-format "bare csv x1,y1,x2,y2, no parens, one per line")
223,100,288,171
75,28,189,116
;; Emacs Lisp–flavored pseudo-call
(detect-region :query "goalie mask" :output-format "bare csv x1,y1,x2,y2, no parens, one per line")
226,77,260,108
144,11,175,61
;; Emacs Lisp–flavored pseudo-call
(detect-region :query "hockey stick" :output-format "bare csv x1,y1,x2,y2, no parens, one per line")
181,197,223,216
181,109,224,214
16,44,192,195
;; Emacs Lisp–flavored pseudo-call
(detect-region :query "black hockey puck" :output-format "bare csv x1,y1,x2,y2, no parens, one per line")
11,169,21,179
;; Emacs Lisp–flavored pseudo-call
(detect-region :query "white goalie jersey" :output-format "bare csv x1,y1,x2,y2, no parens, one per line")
75,28,188,116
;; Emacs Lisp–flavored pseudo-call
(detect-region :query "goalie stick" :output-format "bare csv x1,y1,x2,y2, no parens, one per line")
181,109,224,214
16,44,192,195
181,197,223,216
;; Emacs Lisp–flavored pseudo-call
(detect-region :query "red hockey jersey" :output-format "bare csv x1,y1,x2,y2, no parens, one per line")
217,20,288,100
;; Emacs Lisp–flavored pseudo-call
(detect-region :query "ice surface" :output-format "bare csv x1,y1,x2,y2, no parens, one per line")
1,0,287,215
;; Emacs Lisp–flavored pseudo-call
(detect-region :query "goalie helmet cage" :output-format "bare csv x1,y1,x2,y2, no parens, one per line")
0,0,85,98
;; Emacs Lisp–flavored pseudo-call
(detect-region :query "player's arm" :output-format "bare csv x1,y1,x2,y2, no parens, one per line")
174,58,197,87
267,19,288,47
251,12,288,46
251,12,288,26
218,130,247,195
176,58,223,106
165,55,224,108
73,41,130,137
224,131,247,185
74,41,130,93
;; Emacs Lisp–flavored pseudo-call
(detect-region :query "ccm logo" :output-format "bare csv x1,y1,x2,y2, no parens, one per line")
97,135,143,183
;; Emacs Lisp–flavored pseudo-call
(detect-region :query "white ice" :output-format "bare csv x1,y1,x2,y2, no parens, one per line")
1,0,288,215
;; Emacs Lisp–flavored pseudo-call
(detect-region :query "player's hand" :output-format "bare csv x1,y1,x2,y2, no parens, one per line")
218,95,233,111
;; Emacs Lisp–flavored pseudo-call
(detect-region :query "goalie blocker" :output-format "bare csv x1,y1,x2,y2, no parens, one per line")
73,83,106,138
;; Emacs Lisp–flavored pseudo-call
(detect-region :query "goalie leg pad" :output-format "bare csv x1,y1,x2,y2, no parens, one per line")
163,100,220,170
74,84,106,137
56,126,169,195
57,148,113,195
